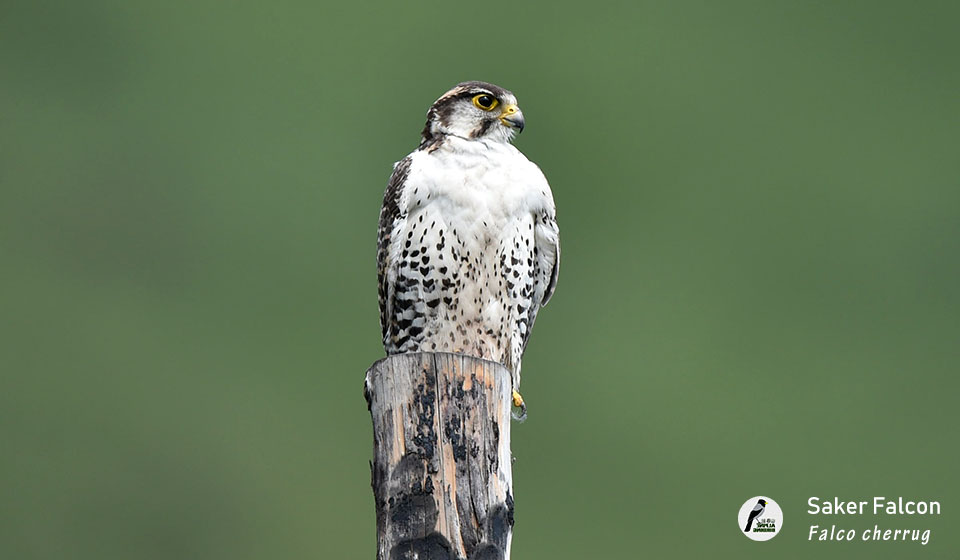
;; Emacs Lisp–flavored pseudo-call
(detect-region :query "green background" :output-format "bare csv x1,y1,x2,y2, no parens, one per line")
2,1,957,558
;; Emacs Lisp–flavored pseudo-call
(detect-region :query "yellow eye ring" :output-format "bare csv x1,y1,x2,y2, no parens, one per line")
472,93,499,111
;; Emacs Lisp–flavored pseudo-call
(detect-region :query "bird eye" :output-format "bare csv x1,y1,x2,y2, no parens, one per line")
472,94,498,111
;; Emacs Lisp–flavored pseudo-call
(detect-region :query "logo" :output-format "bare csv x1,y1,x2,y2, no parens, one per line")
739,496,783,541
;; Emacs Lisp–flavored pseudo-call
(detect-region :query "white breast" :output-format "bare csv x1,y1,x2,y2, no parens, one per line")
385,136,556,378
404,136,553,228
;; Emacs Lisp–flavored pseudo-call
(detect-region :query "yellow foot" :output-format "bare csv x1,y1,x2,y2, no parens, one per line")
511,390,527,422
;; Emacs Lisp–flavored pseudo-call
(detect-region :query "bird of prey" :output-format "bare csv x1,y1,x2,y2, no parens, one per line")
744,499,767,532
376,81,560,417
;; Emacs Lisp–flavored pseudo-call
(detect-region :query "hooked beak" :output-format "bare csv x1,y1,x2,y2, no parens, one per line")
498,104,525,133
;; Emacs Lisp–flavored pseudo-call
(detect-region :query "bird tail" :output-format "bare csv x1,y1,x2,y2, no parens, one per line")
743,519,753,532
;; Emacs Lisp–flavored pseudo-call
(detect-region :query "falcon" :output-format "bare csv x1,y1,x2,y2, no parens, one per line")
376,81,560,418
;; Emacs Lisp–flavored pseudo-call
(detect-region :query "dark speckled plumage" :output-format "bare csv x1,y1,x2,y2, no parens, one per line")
377,82,560,390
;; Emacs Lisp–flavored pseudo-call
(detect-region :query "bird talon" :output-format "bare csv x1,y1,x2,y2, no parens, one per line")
511,390,527,422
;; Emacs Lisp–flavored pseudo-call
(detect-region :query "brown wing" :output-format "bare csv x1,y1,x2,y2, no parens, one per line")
539,213,560,306
520,211,560,354
376,157,412,344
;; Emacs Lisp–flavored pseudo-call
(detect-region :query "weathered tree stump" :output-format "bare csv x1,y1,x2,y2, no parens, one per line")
364,352,514,560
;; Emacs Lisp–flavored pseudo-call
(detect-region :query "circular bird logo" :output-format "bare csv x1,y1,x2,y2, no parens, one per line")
738,496,783,541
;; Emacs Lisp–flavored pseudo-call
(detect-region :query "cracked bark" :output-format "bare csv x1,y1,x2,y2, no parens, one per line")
365,353,514,560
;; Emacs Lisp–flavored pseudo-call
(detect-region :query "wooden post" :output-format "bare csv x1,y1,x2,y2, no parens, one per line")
364,352,514,560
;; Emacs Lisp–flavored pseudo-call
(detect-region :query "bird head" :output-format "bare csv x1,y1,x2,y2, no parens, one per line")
421,81,525,146
758,499,767,506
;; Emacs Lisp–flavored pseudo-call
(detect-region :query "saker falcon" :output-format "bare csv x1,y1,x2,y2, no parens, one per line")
376,81,560,417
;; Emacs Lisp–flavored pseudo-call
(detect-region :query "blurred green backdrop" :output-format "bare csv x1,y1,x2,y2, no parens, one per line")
2,1,957,558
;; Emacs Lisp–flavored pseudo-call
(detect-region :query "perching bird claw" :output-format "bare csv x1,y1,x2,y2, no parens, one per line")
512,390,527,422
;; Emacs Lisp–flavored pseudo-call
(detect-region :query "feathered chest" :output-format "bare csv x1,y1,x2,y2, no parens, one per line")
379,136,558,377
400,138,551,231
